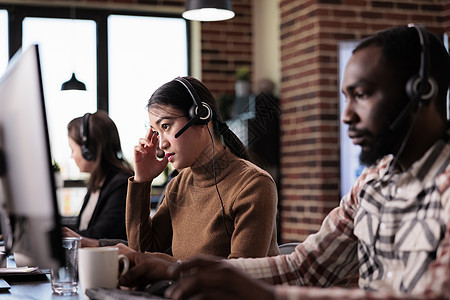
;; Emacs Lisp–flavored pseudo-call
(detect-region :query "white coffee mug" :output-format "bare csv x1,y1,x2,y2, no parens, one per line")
78,247,129,296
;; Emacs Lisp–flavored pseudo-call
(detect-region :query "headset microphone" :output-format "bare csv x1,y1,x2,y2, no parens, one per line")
174,77,212,138
389,85,423,132
389,24,438,132
175,106,208,138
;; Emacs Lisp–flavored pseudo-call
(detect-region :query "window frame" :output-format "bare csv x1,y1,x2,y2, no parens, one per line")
1,4,191,112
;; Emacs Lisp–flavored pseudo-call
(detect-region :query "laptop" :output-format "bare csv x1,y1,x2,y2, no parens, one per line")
85,288,166,300
85,280,173,300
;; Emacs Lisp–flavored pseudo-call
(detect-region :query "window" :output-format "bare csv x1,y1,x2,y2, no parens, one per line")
2,6,189,215
2,7,188,182
23,17,97,180
108,15,188,168
0,10,7,75
339,40,363,198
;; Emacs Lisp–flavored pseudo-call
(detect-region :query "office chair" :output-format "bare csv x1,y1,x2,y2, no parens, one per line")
278,242,299,255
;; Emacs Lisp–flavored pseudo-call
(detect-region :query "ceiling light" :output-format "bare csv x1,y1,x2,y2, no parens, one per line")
61,73,86,91
182,0,235,22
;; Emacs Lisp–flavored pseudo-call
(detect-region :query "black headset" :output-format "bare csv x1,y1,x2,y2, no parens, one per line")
174,77,213,138
389,23,438,131
80,112,93,161
173,77,231,238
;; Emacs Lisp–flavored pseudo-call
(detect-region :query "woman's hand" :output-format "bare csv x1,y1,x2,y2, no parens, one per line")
118,252,175,288
61,227,100,248
115,243,136,256
134,129,168,182
166,255,276,300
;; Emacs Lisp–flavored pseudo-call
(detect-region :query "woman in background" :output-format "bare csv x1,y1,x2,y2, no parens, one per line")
63,110,133,240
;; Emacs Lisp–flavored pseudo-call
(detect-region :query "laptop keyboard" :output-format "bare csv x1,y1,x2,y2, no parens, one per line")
85,288,166,300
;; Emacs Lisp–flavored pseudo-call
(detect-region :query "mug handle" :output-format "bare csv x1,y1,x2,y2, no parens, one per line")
118,254,129,276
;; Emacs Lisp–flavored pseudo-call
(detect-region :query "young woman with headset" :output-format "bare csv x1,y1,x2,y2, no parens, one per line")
62,110,134,241
126,76,279,261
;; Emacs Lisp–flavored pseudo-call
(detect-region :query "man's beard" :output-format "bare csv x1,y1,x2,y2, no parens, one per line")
359,112,409,167
359,128,397,166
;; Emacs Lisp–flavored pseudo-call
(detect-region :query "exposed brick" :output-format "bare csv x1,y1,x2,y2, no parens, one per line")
279,0,447,242
346,22,369,30
397,2,419,10
318,0,342,4
422,4,442,12
310,8,331,17
412,14,436,23
361,11,384,19
343,0,367,6
385,13,409,21
333,9,357,17
372,1,393,8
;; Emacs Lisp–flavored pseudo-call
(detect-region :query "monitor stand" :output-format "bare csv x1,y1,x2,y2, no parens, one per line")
0,135,14,256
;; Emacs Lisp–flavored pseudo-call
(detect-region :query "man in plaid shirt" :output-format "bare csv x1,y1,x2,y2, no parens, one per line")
120,25,450,299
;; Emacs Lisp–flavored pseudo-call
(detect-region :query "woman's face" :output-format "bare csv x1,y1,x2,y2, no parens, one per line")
68,137,95,173
148,105,210,170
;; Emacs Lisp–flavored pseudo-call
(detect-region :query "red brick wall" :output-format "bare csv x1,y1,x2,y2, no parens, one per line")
199,1,252,95
278,0,447,243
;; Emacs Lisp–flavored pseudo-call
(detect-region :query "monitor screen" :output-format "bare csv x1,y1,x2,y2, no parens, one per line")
0,44,63,269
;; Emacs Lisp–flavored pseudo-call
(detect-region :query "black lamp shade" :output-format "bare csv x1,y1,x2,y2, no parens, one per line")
183,0,235,21
61,73,86,91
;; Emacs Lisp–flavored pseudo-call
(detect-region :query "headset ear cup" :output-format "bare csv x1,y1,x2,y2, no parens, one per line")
81,145,93,161
188,105,197,120
406,75,438,104
80,113,93,160
405,74,420,100
421,77,438,102
189,102,212,125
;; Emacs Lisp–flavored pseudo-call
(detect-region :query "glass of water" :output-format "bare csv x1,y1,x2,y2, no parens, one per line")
51,237,81,295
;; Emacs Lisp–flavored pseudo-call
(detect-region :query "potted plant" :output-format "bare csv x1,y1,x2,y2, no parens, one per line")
235,66,251,97
52,161,63,188
216,94,235,121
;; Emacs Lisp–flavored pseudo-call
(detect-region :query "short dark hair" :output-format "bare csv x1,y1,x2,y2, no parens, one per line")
354,25,450,121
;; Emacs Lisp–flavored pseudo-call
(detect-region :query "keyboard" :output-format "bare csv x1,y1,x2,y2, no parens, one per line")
85,288,166,300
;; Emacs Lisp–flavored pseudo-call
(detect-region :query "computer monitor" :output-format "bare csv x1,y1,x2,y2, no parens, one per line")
0,44,63,269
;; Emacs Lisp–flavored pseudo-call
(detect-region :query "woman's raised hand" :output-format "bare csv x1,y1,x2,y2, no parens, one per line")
134,129,168,183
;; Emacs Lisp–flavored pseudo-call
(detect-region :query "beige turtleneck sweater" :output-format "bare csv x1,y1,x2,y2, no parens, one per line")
126,147,279,259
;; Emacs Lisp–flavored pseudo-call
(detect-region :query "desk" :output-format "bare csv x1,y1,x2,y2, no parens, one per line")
0,249,85,299
0,275,85,300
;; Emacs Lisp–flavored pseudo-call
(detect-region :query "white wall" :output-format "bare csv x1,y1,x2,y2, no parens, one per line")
252,0,281,95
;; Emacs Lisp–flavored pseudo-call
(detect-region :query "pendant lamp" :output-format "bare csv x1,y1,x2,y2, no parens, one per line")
61,6,86,91
182,0,235,22
61,73,86,91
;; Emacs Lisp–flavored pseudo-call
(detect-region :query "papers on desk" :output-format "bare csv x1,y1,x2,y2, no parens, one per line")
0,248,48,282
0,266,47,282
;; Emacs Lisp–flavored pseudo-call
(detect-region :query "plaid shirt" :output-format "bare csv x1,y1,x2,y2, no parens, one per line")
229,129,450,300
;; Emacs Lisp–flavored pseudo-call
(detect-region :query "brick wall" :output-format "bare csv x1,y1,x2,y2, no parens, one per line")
199,1,252,95
278,0,448,243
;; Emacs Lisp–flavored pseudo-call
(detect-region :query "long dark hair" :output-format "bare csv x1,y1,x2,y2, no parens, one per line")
67,110,133,191
147,76,256,163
